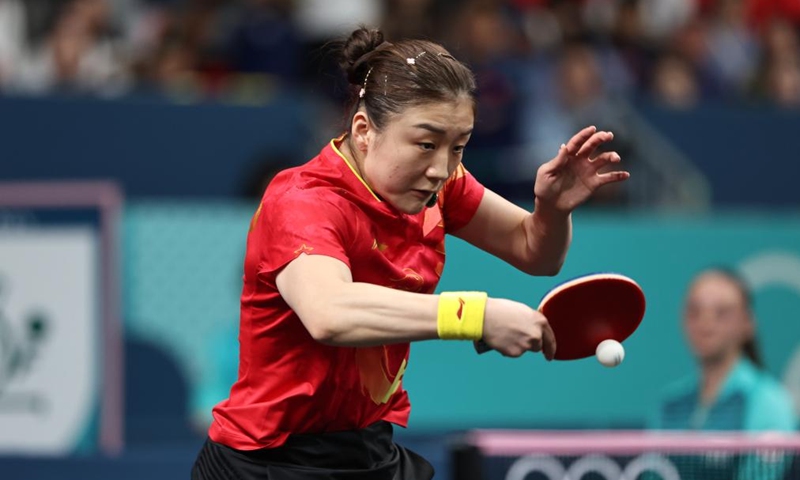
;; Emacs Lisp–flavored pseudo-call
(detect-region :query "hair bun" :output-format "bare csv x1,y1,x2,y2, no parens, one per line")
340,27,385,84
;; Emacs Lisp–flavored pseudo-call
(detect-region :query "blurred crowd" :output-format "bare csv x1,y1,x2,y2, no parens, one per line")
0,0,797,106
0,0,798,204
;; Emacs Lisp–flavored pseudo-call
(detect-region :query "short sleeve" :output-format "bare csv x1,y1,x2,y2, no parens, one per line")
440,164,485,233
252,188,354,279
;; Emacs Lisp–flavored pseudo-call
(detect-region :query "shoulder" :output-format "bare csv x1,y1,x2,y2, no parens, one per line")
264,163,356,218
750,371,794,409
246,163,360,245
745,368,798,431
730,359,787,402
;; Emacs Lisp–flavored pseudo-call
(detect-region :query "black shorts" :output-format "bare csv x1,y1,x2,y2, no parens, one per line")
191,421,434,480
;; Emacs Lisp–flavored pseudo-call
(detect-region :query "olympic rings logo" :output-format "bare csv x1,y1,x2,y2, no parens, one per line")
505,453,681,480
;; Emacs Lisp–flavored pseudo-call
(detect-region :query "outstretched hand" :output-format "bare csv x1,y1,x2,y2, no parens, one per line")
534,126,630,214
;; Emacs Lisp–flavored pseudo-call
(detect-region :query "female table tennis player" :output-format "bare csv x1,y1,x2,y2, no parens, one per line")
192,27,628,480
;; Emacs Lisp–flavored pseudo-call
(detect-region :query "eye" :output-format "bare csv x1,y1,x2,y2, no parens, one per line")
419,142,436,151
453,145,466,154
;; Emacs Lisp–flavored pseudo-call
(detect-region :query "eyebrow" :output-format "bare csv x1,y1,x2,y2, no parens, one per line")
413,123,473,136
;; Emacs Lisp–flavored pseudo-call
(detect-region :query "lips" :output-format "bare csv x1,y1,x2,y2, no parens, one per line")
411,189,435,199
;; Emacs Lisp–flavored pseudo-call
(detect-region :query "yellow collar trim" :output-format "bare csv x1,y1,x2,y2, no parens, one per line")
330,137,382,202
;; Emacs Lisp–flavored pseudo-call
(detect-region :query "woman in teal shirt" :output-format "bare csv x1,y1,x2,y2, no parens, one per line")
652,268,797,479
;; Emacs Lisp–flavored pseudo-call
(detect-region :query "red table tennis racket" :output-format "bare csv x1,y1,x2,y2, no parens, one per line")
475,273,646,360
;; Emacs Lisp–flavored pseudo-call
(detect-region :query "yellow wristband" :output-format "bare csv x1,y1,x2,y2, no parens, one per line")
437,291,487,340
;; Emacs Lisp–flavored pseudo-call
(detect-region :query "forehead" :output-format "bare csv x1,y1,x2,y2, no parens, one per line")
688,273,744,304
389,98,474,132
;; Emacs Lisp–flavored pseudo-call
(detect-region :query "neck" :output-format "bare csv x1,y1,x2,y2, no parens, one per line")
699,351,740,405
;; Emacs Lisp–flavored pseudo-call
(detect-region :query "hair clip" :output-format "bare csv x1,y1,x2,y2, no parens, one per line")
360,67,373,99
407,51,428,65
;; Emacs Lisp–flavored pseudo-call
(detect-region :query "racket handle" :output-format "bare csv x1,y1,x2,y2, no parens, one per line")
474,339,492,354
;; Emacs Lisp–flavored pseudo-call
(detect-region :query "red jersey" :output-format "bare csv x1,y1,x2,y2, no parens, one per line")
209,138,485,449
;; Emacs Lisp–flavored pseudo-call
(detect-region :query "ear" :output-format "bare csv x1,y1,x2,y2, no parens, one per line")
351,111,373,153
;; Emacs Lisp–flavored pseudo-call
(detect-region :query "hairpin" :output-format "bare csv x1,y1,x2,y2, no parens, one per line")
359,67,374,98
406,51,428,65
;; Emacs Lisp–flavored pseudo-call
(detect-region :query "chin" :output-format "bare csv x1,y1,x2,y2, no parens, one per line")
399,204,425,215
388,197,425,215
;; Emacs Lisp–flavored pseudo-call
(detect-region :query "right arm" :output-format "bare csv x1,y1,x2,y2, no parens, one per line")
275,253,556,359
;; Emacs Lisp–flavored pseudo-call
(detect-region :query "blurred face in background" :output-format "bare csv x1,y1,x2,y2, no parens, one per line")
767,59,800,107
557,45,603,110
651,55,699,109
683,272,753,365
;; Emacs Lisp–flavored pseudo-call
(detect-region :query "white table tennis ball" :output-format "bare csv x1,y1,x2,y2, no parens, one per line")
596,339,625,367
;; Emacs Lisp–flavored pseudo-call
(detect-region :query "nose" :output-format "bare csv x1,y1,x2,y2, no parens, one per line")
688,307,721,331
425,150,451,183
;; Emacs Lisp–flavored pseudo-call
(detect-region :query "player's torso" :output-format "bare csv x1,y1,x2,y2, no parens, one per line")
223,193,448,443
347,199,447,295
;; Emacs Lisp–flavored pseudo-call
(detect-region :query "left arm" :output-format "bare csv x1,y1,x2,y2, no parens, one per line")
452,190,571,276
454,126,629,276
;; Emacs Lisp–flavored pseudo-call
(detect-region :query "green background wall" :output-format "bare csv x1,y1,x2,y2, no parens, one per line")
123,205,800,430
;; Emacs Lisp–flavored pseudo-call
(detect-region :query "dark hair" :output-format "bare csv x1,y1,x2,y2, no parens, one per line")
696,267,764,369
337,27,477,131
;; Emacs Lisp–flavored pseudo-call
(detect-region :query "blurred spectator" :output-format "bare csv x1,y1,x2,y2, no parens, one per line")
450,2,523,149
651,268,798,479
762,17,800,62
750,19,800,107
671,16,726,100
517,43,632,205
638,0,697,43
763,55,800,107
9,0,131,97
0,0,25,88
705,0,759,96
294,0,382,42
652,268,797,432
172,0,239,97
0,0,795,110
650,52,700,108
138,30,200,98
381,0,440,41
227,0,301,82
606,0,654,89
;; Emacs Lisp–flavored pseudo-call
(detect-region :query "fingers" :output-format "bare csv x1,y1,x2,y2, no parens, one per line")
589,151,629,188
596,169,631,186
549,143,568,169
589,151,621,170
541,321,557,361
523,316,556,361
564,125,597,155
553,127,613,169
576,130,614,159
